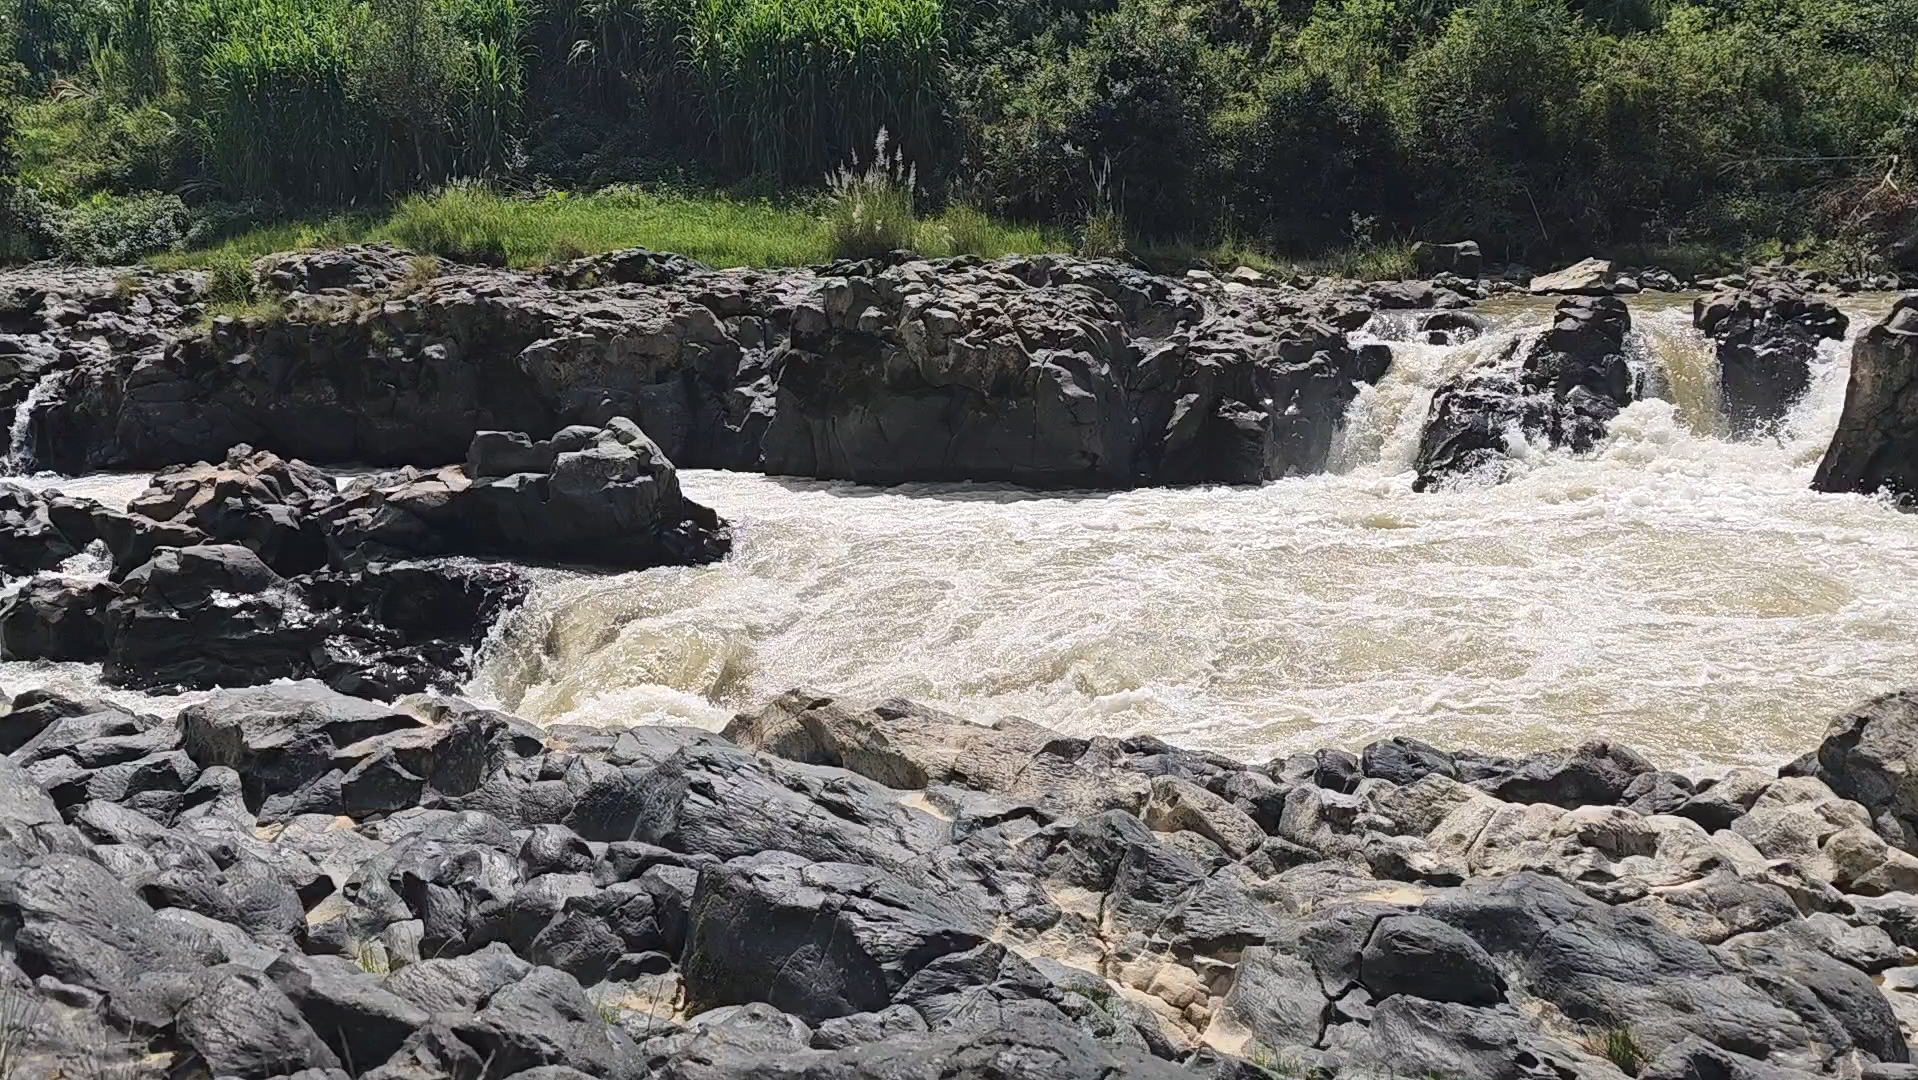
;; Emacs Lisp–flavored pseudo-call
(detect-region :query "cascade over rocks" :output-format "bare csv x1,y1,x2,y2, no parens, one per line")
1694,285,1849,433
21,250,1393,487
0,266,203,475
1414,294,1637,490
1814,296,1918,497
5,677,1918,1079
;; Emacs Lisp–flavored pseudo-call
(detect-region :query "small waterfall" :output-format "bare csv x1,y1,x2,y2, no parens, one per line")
1330,316,1541,475
4,369,63,476
1629,307,1723,437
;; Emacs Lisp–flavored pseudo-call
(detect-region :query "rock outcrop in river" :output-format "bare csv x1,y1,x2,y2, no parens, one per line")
5,679,1918,1080
1815,296,1918,498
1694,285,1848,434
12,247,1394,488
1414,295,1638,490
0,421,728,695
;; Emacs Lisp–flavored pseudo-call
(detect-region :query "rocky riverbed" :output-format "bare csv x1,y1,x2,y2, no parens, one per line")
10,679,1918,1080
3,246,1918,1080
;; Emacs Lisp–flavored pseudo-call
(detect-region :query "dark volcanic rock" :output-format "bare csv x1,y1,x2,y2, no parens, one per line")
9,640,1918,1080
129,444,341,575
176,966,343,1079
31,253,1389,488
1815,297,1918,497
328,418,730,569
1817,688,1918,848
179,681,424,813
1414,295,1635,490
0,482,79,573
102,544,313,690
1695,285,1848,434
0,575,119,660
680,856,992,1023
1412,241,1484,280
1360,914,1505,1005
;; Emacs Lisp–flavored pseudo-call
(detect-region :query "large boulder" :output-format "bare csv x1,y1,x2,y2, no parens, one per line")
101,544,313,690
1412,241,1484,280
327,418,730,569
0,854,225,1024
178,681,426,813
129,444,341,574
1694,285,1848,434
1529,258,1621,295
679,857,992,1023
1814,296,1918,497
1415,295,1635,489
0,575,119,660
1815,688,1918,849
175,966,343,1079
0,482,79,573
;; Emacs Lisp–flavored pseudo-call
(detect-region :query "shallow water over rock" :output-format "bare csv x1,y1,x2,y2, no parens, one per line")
464,295,1918,770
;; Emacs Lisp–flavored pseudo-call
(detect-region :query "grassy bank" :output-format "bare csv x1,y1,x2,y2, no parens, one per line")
153,184,1065,271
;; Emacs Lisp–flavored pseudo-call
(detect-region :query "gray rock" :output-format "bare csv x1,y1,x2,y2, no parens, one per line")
381,942,532,1016
267,952,430,1069
1814,298,1918,498
1693,286,1847,435
330,418,730,570
103,544,313,690
1817,689,1918,849
1530,258,1619,295
680,856,991,1023
0,577,119,661
575,744,943,870
1360,914,1504,1005
1415,297,1636,491
176,966,343,1080
452,966,637,1078
180,682,424,813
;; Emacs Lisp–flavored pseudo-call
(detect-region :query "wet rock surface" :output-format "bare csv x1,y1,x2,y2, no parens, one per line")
1814,296,1918,497
15,249,1394,488
1694,285,1848,434
2,678,1918,1080
0,421,724,696
1413,295,1638,489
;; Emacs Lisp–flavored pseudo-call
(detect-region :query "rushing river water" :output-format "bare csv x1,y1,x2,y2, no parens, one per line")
7,295,1913,770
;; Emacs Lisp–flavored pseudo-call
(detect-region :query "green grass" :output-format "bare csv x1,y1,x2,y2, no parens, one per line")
157,183,1065,270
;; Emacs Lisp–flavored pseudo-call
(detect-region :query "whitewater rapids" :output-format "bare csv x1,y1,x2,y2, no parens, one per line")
462,296,1915,770
5,296,1912,771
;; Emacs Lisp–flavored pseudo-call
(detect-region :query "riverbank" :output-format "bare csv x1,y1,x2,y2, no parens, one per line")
8,675,1918,1080
149,185,1067,275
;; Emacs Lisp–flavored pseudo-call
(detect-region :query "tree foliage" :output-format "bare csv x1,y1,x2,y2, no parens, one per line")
2,0,1914,263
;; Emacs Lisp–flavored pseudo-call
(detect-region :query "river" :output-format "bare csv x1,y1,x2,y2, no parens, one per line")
9,295,1913,770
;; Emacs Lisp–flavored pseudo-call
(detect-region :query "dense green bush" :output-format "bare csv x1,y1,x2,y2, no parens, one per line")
3,0,1915,266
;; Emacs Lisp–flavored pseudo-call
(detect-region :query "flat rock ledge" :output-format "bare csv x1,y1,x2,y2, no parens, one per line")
7,681,1918,1080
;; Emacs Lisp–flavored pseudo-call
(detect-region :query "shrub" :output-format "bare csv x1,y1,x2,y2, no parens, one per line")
46,190,194,262
1396,0,1591,251
11,0,105,89
1215,65,1404,249
687,0,950,178
967,0,1221,237
824,129,919,259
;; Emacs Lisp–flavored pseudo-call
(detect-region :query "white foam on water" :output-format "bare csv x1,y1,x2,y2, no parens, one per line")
4,370,65,475
466,294,1917,770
